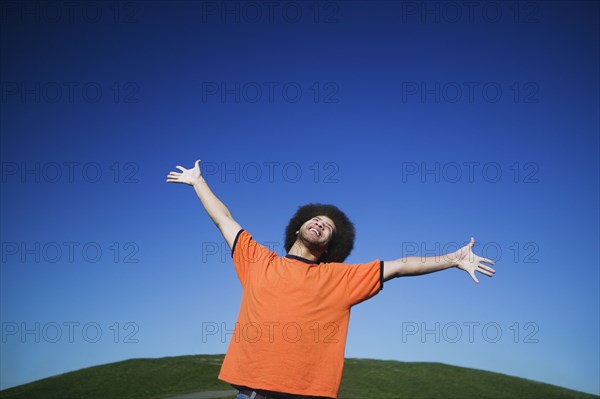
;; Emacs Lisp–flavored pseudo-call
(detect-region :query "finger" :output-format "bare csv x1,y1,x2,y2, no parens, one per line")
195,160,201,167
167,172,180,176
469,271,479,284
175,166,186,172
479,264,496,273
468,237,475,248
476,267,494,277
481,257,495,264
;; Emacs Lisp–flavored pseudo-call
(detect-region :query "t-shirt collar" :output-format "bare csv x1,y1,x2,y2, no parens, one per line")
285,254,318,265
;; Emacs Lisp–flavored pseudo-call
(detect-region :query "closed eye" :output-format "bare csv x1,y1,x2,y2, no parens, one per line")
314,217,334,233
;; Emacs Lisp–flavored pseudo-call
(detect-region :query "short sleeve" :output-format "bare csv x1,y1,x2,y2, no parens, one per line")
231,229,272,286
344,260,384,306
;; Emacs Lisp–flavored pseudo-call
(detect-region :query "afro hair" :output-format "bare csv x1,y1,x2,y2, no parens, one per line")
284,203,355,263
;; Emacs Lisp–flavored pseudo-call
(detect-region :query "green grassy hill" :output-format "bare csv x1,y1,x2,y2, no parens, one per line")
0,354,597,399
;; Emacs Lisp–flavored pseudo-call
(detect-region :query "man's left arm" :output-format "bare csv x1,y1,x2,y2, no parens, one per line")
383,237,496,284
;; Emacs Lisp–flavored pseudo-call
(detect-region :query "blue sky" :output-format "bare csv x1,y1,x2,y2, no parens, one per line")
1,0,598,396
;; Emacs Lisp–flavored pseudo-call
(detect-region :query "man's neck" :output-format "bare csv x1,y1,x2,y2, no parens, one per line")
288,242,322,262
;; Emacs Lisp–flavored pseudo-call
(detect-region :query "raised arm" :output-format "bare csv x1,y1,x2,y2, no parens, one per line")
383,237,496,284
166,160,242,249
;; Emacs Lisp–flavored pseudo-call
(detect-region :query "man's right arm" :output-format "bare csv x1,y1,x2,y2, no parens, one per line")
191,176,242,249
167,160,242,249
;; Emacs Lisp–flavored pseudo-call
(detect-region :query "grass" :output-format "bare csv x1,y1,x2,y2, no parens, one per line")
339,358,598,399
0,354,597,399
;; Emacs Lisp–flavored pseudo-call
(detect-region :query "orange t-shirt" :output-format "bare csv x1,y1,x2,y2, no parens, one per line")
218,229,384,398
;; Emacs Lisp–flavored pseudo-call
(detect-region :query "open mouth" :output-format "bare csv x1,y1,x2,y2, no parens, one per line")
309,227,321,237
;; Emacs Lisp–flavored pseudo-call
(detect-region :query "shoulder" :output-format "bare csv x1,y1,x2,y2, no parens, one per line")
232,229,280,262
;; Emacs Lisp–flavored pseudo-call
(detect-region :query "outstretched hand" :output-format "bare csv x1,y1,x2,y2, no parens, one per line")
166,160,202,185
450,238,496,284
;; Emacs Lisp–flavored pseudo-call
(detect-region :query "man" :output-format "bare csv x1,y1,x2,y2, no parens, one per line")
166,160,496,399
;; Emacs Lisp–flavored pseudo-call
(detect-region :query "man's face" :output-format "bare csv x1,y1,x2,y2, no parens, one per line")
297,215,337,250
